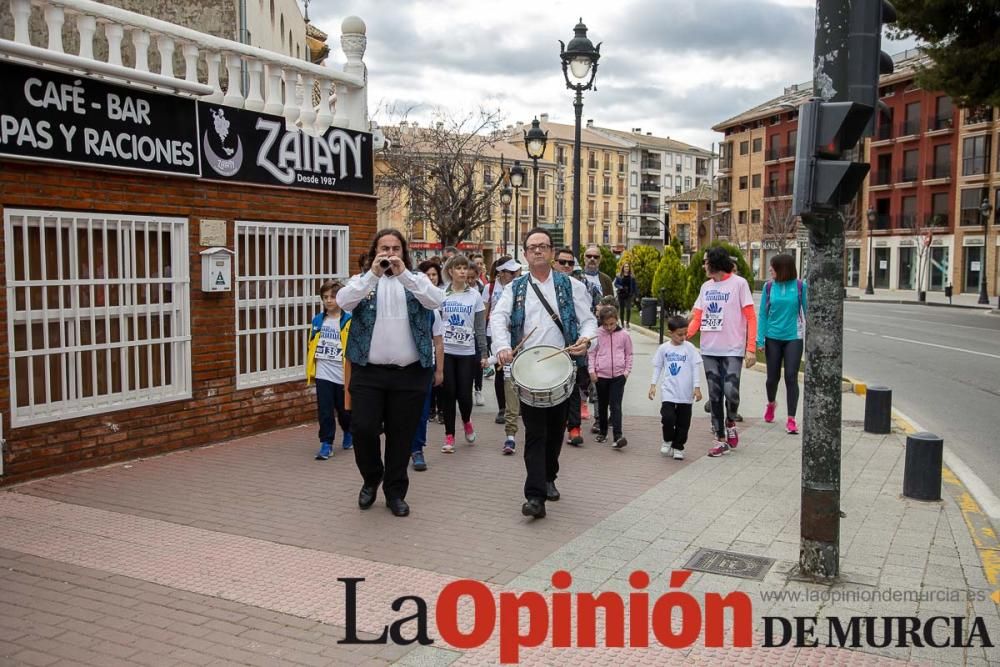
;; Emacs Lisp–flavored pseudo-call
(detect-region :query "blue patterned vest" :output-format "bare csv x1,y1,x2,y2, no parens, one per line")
509,271,584,367
346,274,434,368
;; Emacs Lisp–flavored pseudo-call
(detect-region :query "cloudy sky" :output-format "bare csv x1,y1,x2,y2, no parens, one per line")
311,0,919,150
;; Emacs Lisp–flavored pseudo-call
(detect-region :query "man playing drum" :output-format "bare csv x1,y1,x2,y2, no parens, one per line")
491,228,598,519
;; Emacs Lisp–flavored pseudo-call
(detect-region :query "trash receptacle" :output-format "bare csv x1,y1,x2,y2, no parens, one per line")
640,298,658,327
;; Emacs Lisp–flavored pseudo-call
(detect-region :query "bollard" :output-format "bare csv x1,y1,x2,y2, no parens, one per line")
640,297,657,327
903,432,943,501
863,385,892,434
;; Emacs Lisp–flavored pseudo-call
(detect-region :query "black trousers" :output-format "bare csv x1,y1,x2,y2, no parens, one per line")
316,379,351,444
495,365,506,412
350,362,433,501
660,401,693,450
765,338,804,417
520,398,569,502
565,365,590,430
595,376,626,439
441,353,478,436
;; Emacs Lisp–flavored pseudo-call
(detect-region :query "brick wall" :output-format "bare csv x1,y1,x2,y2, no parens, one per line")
0,160,376,484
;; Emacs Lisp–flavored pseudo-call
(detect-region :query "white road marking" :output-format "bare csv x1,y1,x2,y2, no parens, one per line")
844,327,859,333
861,331,877,336
880,335,1000,360
863,312,1000,333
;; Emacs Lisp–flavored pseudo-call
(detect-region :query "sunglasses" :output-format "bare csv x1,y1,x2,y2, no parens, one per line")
585,254,600,259
556,259,575,267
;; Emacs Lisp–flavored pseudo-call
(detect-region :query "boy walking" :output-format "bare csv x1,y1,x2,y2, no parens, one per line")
649,316,702,460
306,280,352,460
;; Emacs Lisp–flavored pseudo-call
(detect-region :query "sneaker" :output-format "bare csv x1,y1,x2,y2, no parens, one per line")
474,390,485,406
764,402,776,423
731,413,744,422
707,441,731,457
502,437,516,455
660,442,672,455
412,450,428,471
441,435,455,453
594,433,607,443
591,423,601,434
567,427,583,446
672,448,685,460
463,421,477,443
581,403,590,420
315,442,333,460
484,367,496,378
495,411,505,424
341,432,353,450
436,413,445,425
786,416,799,434
725,421,739,448
612,437,628,450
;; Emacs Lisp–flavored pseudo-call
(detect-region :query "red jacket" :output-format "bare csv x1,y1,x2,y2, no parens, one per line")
587,326,633,379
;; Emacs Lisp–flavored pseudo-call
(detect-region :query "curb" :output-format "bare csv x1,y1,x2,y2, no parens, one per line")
843,374,1000,605
844,296,998,312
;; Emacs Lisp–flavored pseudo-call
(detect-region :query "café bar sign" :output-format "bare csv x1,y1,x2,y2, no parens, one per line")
0,60,373,195
0,60,199,176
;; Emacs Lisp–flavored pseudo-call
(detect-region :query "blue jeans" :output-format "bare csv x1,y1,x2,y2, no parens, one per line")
410,379,434,454
316,379,351,444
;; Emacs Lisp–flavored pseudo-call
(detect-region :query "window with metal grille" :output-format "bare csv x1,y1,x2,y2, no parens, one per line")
4,210,191,427
235,221,349,388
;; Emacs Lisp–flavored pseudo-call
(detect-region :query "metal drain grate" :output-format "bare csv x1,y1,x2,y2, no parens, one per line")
683,548,775,581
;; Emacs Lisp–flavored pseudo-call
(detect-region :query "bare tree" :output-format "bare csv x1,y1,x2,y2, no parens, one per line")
378,106,507,248
763,199,798,251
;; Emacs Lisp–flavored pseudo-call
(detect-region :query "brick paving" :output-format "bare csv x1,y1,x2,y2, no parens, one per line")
0,328,997,665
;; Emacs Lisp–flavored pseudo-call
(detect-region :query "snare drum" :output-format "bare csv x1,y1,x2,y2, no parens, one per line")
509,345,576,408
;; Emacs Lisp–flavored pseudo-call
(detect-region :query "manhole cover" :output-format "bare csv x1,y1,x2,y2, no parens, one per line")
683,548,775,581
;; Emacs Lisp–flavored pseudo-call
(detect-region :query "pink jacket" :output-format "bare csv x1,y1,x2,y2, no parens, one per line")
587,326,633,379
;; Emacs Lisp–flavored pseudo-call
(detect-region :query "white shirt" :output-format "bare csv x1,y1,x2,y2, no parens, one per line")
651,340,703,404
584,272,602,294
314,315,345,383
490,269,598,355
337,269,444,366
441,288,484,356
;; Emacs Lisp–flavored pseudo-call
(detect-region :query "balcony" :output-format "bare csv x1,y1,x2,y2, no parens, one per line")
925,213,949,227
870,169,893,186
962,157,990,178
764,184,793,197
602,186,614,196
896,213,917,229
874,122,893,141
640,203,661,215
719,157,733,172
641,158,662,171
928,116,954,131
588,159,599,170
925,162,951,180
3,0,369,133
872,214,891,230
898,119,921,137
639,183,661,193
964,106,994,125
896,167,919,184
638,221,661,238
765,145,795,161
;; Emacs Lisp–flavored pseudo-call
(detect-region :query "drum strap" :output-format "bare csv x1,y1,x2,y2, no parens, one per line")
529,280,565,335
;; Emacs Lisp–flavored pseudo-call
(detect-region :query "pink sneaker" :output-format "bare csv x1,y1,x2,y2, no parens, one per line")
463,421,477,444
786,417,799,434
441,435,455,453
708,441,731,457
764,402,776,423
725,420,739,448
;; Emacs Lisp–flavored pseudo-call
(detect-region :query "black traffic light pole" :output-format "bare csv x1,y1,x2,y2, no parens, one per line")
799,0,850,580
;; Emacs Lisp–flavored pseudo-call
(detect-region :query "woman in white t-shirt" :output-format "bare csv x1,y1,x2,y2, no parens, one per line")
439,254,488,453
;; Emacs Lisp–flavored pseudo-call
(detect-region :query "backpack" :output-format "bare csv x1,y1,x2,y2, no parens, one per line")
764,279,804,318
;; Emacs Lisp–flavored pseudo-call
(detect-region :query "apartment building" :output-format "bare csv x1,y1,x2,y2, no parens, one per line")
664,181,717,257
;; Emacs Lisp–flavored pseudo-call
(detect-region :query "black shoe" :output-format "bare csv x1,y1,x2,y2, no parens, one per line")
594,433,607,443
521,499,546,518
495,411,505,424
704,402,711,413
386,497,410,517
590,423,601,434
546,481,560,502
731,413,744,422
612,437,628,449
358,485,377,509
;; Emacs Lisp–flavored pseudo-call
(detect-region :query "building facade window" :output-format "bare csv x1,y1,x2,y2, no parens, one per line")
4,209,191,426
751,138,762,153
962,135,990,176
740,141,749,155
236,221,349,388
751,174,761,189
739,176,748,190
751,209,760,225
959,188,990,225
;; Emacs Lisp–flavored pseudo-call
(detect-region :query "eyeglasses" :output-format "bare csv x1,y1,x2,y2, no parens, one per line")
526,243,551,253
585,254,600,259
555,259,575,267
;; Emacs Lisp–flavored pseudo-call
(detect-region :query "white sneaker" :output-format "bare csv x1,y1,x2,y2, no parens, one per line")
474,390,485,406
660,442,672,455
672,449,685,460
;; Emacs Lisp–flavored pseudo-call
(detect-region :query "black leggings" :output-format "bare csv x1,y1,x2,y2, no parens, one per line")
765,338,804,417
442,353,478,435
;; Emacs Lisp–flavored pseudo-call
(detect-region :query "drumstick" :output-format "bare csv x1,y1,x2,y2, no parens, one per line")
536,344,572,362
511,326,538,356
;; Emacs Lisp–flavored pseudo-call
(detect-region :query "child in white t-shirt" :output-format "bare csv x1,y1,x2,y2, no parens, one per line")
649,315,702,460
306,280,352,460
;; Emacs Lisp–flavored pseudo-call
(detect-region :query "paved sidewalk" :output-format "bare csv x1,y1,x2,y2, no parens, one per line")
0,327,997,665
843,287,997,310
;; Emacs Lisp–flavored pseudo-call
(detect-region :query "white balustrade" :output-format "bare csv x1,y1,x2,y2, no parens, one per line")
1,0,369,132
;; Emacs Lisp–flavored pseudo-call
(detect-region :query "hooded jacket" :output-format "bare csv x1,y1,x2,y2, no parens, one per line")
587,324,634,379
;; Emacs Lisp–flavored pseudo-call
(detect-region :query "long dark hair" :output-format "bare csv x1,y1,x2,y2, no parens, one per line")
771,253,797,282
418,260,442,286
367,228,412,270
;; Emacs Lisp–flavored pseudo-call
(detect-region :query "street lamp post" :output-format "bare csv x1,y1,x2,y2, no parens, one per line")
865,207,876,295
979,198,993,305
509,160,526,261
500,179,513,257
524,117,549,226
560,19,601,257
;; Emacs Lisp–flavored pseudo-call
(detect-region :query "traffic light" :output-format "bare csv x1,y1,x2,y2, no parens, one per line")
848,0,896,136
791,99,872,218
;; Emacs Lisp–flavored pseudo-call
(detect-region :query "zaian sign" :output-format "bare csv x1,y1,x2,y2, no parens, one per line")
199,103,373,195
0,60,199,177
